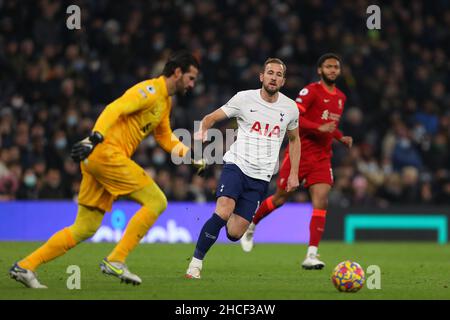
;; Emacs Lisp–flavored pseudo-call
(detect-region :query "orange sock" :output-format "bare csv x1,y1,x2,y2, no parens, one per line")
107,207,158,263
18,228,76,272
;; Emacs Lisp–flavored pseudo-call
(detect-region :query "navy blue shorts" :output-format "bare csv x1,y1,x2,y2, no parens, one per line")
216,163,269,222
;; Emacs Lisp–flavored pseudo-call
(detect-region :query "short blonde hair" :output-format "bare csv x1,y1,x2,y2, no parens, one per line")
262,57,287,77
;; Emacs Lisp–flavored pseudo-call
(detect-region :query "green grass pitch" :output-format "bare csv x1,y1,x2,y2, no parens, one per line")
0,242,449,300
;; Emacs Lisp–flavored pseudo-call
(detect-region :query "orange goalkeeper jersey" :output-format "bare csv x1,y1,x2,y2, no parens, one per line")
92,76,189,158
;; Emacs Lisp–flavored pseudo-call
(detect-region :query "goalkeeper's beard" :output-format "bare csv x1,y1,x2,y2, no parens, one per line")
175,79,189,98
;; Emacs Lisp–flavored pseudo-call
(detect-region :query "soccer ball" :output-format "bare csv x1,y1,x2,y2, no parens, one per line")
331,260,365,293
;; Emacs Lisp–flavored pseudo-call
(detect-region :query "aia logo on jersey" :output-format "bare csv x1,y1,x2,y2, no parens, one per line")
250,121,280,137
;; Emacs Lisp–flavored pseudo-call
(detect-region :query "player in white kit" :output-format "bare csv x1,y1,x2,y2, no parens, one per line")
186,58,301,279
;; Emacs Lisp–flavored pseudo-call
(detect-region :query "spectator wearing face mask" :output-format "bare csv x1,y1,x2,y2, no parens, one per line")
17,169,40,199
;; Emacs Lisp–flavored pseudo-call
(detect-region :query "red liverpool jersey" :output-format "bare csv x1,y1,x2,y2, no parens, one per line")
292,81,346,162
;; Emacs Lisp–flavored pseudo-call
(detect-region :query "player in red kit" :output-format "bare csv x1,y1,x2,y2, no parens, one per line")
240,53,353,269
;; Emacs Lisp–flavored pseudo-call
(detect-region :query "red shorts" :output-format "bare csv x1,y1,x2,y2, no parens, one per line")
277,154,333,190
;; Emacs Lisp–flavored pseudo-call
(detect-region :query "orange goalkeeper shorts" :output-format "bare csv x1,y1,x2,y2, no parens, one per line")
77,143,152,212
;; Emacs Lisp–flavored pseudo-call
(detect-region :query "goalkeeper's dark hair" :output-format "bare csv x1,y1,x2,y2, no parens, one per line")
317,53,342,68
162,51,200,77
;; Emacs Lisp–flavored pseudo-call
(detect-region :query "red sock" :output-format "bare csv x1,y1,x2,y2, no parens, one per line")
252,195,277,225
309,209,327,247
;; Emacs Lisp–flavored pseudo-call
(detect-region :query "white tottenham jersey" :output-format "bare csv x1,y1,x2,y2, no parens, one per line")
221,89,299,182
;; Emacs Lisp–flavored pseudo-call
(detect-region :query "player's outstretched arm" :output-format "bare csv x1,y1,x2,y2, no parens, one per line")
70,90,148,162
153,115,207,176
194,108,228,142
286,128,301,192
93,91,148,137
189,108,229,176
154,113,189,157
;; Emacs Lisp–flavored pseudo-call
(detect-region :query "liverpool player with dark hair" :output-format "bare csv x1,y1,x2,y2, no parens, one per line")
240,53,353,270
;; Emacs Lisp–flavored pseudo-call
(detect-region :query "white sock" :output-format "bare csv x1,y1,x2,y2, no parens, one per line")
307,246,318,256
190,257,203,268
248,222,256,231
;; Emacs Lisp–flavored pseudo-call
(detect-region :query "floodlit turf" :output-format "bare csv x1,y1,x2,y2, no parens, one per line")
0,242,449,300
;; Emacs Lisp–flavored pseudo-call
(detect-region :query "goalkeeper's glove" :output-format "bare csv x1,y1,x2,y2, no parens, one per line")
70,131,104,162
191,158,208,176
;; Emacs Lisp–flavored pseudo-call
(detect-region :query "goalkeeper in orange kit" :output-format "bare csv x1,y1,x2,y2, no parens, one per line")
9,51,205,288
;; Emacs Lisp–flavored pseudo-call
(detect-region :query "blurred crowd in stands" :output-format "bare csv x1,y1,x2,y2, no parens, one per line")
1,0,449,207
